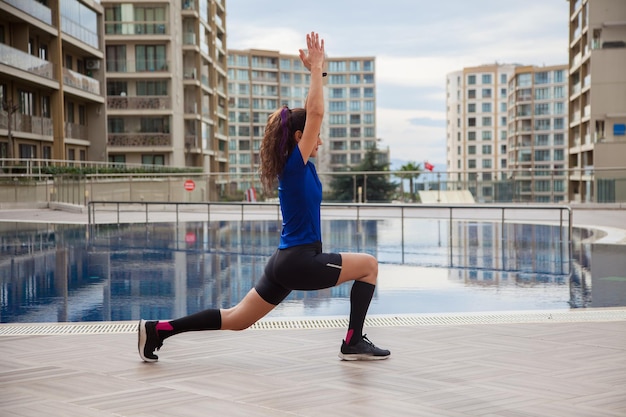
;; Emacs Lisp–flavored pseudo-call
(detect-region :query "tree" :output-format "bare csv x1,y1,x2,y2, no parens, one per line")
327,144,397,202
398,161,421,202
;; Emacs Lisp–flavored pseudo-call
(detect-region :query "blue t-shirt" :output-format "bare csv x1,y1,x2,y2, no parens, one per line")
278,146,322,249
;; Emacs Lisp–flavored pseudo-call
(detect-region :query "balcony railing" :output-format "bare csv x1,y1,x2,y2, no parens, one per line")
107,133,172,147
0,43,55,80
65,122,88,140
0,112,53,136
62,68,100,95
4,0,52,25
107,96,172,111
104,22,168,35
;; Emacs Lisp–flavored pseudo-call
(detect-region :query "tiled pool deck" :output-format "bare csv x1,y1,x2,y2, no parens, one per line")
1,206,625,416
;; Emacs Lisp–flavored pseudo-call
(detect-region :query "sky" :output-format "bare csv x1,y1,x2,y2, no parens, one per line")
225,0,570,170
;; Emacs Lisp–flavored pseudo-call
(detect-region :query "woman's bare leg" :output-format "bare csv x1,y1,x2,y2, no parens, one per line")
220,288,277,330
335,252,378,286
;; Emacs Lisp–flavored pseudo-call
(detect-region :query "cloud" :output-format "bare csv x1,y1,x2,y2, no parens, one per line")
376,108,447,167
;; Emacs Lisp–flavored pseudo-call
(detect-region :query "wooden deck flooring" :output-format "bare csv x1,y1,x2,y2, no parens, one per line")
1,311,625,417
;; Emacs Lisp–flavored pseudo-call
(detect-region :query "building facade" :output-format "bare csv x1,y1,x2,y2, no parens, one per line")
324,57,383,172
227,50,384,194
446,64,517,202
0,0,107,163
226,49,309,193
102,0,229,184
568,0,626,203
507,65,569,203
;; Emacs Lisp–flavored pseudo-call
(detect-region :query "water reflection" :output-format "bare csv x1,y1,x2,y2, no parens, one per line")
1,219,622,324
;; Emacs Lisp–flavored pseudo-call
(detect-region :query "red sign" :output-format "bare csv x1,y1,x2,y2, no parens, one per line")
184,179,195,191
185,232,196,244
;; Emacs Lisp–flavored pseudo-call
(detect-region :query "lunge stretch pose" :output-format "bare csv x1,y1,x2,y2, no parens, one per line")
138,32,390,362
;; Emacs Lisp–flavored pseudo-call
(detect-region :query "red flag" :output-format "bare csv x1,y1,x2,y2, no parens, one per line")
425,162,434,172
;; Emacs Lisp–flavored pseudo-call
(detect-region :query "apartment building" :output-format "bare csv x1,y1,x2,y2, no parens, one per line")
226,49,308,192
102,0,229,181
227,50,384,193
325,57,383,172
0,0,107,163
568,0,626,202
446,64,517,202
507,65,569,202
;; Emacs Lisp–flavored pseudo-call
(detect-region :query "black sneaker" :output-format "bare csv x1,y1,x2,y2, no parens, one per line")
138,319,163,362
339,334,390,361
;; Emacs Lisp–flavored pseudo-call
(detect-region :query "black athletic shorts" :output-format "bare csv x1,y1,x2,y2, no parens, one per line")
255,241,342,305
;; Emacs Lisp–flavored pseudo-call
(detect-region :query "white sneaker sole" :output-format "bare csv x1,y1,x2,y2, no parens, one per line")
138,319,158,363
338,352,390,361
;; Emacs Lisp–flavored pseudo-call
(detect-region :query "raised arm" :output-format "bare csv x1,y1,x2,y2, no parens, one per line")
297,32,325,165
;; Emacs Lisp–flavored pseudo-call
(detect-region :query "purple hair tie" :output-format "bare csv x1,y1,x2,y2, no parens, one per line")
279,106,290,154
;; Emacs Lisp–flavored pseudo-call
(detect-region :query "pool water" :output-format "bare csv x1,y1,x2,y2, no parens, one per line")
1,219,622,324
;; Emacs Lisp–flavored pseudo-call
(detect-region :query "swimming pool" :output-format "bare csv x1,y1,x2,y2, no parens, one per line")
1,218,622,324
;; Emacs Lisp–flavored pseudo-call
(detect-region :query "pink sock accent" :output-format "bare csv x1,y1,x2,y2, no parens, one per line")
345,329,354,345
156,321,173,332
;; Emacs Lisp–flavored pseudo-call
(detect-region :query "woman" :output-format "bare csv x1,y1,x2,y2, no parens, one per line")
138,32,389,362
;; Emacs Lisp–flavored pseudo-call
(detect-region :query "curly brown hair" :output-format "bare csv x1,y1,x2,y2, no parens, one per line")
259,106,306,193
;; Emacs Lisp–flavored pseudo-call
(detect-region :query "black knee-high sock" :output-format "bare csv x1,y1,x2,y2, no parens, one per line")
345,281,375,345
155,308,222,340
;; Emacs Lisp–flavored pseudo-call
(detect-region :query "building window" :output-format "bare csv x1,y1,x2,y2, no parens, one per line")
137,80,168,96
468,103,476,113
534,71,550,84
331,88,345,99
468,75,476,85
328,61,346,72
106,45,126,72
142,154,165,165
468,89,476,99
482,102,492,112
554,118,565,130
468,117,476,127
107,81,128,96
135,45,167,71
482,88,492,98
329,128,347,138
554,149,564,160
534,150,551,161
482,145,492,154
329,101,346,111
482,117,492,127
482,74,492,84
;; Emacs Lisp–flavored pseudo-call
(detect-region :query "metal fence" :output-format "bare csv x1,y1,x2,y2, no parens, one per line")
2,158,626,204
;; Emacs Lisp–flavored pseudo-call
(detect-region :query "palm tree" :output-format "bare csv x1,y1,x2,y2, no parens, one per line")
398,161,421,202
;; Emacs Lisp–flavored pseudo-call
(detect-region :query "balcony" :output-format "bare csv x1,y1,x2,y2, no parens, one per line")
65,122,88,140
106,60,170,73
107,133,172,147
63,68,100,95
107,96,172,111
3,0,52,25
0,43,54,80
105,22,168,35
0,113,53,136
